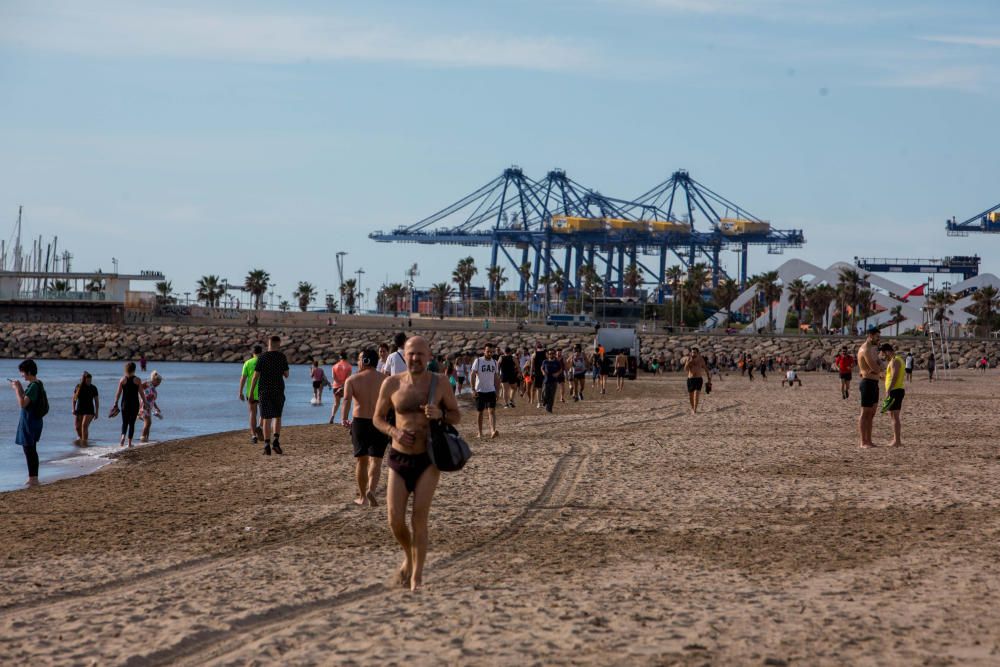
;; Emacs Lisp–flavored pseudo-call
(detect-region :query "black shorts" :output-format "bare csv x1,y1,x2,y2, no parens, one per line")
312,380,322,390
500,373,517,385
475,392,497,412
839,372,852,381
887,388,905,412
351,418,389,458
259,393,285,419
859,379,879,408
615,368,626,378
687,377,704,393
533,372,544,386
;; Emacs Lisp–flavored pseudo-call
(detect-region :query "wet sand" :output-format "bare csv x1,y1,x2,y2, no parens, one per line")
1,369,999,665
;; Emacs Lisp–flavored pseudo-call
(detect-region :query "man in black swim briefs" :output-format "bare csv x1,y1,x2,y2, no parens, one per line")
343,348,389,507
373,335,461,591
856,326,883,449
683,347,710,415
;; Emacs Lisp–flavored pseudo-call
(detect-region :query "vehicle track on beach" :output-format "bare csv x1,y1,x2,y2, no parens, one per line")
134,434,600,666
135,399,738,666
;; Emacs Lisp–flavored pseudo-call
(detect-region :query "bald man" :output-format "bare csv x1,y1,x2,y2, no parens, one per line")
374,336,461,591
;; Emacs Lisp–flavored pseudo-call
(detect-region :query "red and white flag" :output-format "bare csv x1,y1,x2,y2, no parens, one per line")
900,283,927,302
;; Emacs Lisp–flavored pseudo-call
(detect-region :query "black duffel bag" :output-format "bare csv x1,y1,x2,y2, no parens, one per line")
425,372,472,472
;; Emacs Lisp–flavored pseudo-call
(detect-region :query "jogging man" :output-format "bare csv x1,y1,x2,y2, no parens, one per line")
249,335,290,455
683,347,710,415
373,336,461,591
330,351,353,425
470,343,499,438
880,342,905,447
834,347,855,399
238,344,264,443
856,326,882,449
343,349,389,506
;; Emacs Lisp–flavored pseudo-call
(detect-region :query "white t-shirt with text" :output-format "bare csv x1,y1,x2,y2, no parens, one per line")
471,356,498,393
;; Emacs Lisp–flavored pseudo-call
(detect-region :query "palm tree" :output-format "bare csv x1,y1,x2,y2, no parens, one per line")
970,285,999,336
623,263,641,297
806,284,837,331
856,288,875,331
786,278,808,332
383,282,406,316
340,278,358,314
550,267,566,310
837,268,863,334
429,282,454,319
664,265,684,326
325,294,339,313
278,300,290,312
926,289,956,338
750,270,781,332
712,279,740,325
85,277,105,292
196,275,222,308
452,256,477,314
244,269,270,310
890,304,904,336
154,280,176,305
292,281,317,312
486,265,507,316
47,280,71,294
518,261,533,294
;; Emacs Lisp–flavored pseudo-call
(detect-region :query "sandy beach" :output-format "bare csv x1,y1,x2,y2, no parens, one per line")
2,368,999,665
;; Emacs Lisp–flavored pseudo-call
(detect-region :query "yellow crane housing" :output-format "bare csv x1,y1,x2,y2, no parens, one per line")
551,215,605,233
647,220,692,235
719,217,771,236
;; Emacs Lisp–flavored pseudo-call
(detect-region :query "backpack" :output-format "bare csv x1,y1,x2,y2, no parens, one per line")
424,373,472,472
30,381,49,418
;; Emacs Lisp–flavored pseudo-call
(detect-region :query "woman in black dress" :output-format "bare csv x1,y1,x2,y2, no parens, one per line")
113,362,143,447
72,371,99,445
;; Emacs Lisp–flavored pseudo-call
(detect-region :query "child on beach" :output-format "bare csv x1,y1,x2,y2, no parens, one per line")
139,371,164,442
10,359,48,486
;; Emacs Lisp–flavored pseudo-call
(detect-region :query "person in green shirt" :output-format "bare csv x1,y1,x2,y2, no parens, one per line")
239,345,264,443
10,358,46,486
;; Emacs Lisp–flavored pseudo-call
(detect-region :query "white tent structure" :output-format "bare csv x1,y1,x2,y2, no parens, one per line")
711,258,997,336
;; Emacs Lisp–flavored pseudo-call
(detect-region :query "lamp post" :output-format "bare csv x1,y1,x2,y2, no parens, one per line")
336,251,347,312
355,268,365,314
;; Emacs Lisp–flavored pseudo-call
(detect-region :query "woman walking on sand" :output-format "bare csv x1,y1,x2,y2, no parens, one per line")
10,359,48,486
113,361,144,447
72,371,99,445
139,371,163,442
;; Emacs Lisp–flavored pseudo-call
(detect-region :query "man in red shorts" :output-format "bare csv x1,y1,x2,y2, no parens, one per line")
834,346,855,400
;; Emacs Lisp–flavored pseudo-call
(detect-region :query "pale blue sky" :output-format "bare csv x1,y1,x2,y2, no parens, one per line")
1,0,998,303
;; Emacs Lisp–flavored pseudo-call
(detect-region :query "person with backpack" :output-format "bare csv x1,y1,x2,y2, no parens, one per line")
10,358,48,486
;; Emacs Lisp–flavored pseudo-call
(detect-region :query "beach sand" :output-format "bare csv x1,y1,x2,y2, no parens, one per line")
2,368,999,665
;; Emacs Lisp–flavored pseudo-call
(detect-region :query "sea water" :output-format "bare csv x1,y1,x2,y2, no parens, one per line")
0,359,354,493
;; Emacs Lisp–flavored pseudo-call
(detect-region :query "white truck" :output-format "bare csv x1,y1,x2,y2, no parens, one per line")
594,325,640,380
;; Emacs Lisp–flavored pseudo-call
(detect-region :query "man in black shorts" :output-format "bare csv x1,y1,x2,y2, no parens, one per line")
498,346,519,408
856,326,882,449
343,349,389,505
683,347,710,415
249,335,290,455
470,343,499,438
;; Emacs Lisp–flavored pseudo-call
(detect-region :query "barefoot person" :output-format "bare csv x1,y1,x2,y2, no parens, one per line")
249,335,290,455
139,371,163,442
834,347,854,400
541,348,562,413
310,360,326,404
880,343,905,447
614,350,628,392
684,347,710,415
329,351,353,425
373,336,461,591
239,344,264,443
10,359,48,486
113,362,143,448
72,372,99,446
471,343,500,438
571,347,587,401
498,347,519,408
344,349,389,506
857,326,883,449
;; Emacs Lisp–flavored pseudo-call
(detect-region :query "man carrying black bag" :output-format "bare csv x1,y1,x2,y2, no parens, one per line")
374,336,462,592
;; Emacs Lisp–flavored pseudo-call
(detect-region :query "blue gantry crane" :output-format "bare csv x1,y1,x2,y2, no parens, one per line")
946,203,1000,235
855,256,980,281
369,166,805,302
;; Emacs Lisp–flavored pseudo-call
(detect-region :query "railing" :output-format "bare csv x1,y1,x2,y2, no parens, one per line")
2,290,108,302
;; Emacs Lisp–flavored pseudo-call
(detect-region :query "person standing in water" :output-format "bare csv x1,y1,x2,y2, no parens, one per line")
72,371,99,446
239,344,264,443
113,361,144,448
10,359,48,486
343,349,389,506
250,335,290,455
373,336,461,591
139,371,163,442
310,360,326,404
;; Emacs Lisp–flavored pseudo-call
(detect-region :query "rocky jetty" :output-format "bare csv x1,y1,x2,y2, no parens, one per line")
0,322,988,368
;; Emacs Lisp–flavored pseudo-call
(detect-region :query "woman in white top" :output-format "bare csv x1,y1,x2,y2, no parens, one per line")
454,355,468,395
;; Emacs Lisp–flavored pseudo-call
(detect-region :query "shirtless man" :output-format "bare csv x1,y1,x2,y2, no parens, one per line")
373,336,461,591
856,326,883,449
684,347,710,415
614,351,628,392
343,349,389,506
